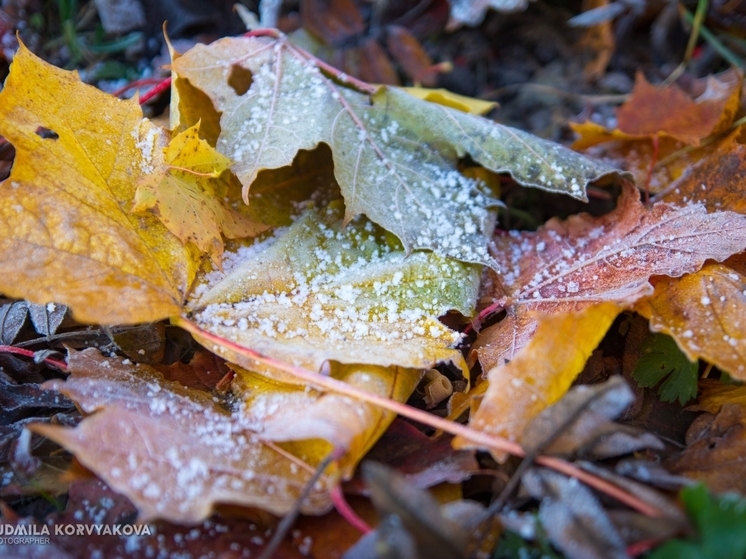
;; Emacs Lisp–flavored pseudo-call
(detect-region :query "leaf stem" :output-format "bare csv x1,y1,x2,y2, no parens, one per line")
173,317,663,518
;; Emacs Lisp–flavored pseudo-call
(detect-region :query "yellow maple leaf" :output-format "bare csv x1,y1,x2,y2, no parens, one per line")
0,45,198,324
455,302,621,460
133,122,269,266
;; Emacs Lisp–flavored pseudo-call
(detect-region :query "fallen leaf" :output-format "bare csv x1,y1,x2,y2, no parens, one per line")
133,122,269,265
188,202,480,374
521,467,628,559
447,0,529,27
232,362,422,476
665,404,746,495
522,375,663,459
0,301,29,345
693,379,746,413
656,130,746,214
635,263,746,380
460,303,621,454
32,348,333,522
474,183,746,371
616,71,740,144
27,302,68,338
0,45,198,324
401,87,497,115
171,34,623,267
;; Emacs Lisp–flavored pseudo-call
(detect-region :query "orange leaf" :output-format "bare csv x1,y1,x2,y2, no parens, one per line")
656,130,746,214
635,263,746,379
617,71,741,144
0,45,198,324
474,183,746,371
459,303,620,459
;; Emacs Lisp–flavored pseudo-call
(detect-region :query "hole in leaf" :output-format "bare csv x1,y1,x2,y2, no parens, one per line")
227,64,253,96
35,126,59,140
0,136,15,182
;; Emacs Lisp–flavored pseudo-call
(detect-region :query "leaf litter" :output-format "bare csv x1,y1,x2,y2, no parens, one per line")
0,22,746,559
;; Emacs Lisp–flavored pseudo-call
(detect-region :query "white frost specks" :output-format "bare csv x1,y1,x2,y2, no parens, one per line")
193,205,478,353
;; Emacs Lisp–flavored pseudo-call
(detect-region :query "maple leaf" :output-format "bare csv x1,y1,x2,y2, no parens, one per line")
655,130,746,214
473,182,746,371
171,34,623,267
133,122,270,265
31,348,333,523
187,201,480,374
635,264,746,380
570,71,741,192
456,303,621,455
0,45,198,324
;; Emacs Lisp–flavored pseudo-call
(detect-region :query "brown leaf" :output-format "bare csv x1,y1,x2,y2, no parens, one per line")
657,130,746,214
617,71,741,144
31,348,331,523
666,403,746,494
474,182,746,370
635,264,746,379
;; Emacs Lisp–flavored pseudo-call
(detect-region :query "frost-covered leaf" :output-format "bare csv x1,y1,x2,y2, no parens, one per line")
188,202,481,373
232,362,422,476
474,183,746,371
636,264,746,380
458,303,620,456
171,35,623,267
133,122,269,265
0,45,198,324
0,301,28,345
32,348,333,523
27,302,67,338
632,333,699,404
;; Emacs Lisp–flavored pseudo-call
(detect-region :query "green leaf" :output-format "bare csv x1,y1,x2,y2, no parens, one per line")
171,35,626,268
633,333,699,404
188,201,481,373
648,484,746,559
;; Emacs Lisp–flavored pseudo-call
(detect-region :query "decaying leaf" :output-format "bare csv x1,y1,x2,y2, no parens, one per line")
522,467,629,559
635,264,746,380
522,375,663,459
133,122,269,265
459,303,621,454
32,348,333,522
0,45,198,324
171,34,623,267
665,403,746,495
474,182,746,371
188,202,480,373
656,130,746,214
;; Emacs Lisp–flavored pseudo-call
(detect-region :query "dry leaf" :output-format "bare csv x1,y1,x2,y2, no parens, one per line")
474,183,746,371
0,45,198,324
32,348,333,523
171,35,623,267
459,303,621,455
615,72,740,144
657,130,746,214
635,264,746,379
